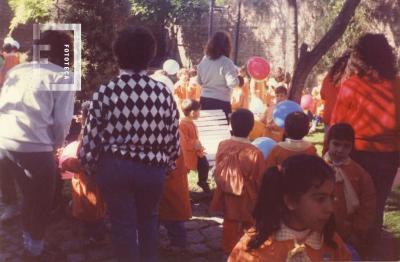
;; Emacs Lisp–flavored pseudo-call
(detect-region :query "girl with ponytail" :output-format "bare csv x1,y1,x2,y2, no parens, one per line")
228,154,351,261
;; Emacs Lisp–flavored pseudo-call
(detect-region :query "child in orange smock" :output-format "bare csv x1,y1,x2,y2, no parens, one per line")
228,155,351,262
174,68,190,105
179,99,210,193
0,42,20,86
209,109,265,254
159,151,192,249
265,111,317,170
323,123,376,259
59,101,106,243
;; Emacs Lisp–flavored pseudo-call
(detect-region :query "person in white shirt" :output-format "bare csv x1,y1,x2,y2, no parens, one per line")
197,31,239,119
0,30,75,259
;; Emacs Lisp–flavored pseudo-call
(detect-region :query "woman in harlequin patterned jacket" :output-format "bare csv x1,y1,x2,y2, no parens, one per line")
79,26,180,262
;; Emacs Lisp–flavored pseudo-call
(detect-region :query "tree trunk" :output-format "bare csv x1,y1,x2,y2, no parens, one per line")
288,0,361,102
287,0,298,73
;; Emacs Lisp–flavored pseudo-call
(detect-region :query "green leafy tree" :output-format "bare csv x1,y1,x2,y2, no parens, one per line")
58,0,131,95
130,0,208,23
7,0,55,34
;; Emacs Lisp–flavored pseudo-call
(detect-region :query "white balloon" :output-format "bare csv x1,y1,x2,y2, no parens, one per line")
150,73,174,92
163,59,180,75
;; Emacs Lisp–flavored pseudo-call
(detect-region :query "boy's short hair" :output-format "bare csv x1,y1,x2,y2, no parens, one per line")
181,99,201,117
327,123,355,144
284,111,309,140
275,85,288,96
113,26,156,71
231,109,254,138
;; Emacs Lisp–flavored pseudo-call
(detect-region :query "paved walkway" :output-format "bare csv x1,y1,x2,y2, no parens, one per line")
0,196,225,262
1,191,399,261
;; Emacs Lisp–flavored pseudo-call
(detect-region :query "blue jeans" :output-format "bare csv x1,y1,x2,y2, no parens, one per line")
97,154,166,262
0,150,56,240
0,161,18,205
200,97,231,120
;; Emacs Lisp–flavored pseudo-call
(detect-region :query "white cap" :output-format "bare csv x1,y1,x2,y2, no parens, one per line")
3,37,20,50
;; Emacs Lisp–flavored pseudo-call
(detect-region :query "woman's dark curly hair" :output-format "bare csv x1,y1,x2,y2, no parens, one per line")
328,52,350,86
205,31,232,60
347,33,398,81
113,26,156,71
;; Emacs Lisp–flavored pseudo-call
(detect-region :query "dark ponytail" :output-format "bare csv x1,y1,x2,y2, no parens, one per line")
247,155,337,251
247,166,283,250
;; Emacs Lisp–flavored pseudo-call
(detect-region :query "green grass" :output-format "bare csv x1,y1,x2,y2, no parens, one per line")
305,125,325,156
384,187,400,237
384,211,400,238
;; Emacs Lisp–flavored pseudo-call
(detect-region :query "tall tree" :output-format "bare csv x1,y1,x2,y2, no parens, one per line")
288,0,361,102
287,0,298,73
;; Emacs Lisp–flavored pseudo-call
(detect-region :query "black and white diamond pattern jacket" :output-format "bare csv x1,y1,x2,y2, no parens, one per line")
78,72,180,174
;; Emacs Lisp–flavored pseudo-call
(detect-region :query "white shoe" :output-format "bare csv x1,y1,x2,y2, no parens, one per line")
0,205,20,222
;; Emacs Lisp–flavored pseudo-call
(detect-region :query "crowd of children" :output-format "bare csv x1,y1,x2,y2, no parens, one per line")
0,30,398,262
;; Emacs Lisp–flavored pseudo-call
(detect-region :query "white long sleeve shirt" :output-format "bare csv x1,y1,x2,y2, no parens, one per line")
197,55,239,102
0,62,75,152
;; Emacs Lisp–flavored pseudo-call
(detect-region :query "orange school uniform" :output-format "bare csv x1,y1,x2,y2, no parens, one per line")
324,154,376,254
248,120,267,141
0,52,20,85
159,153,192,221
265,139,317,169
209,137,265,253
179,118,205,170
174,79,189,100
228,226,352,262
60,141,105,221
187,79,201,101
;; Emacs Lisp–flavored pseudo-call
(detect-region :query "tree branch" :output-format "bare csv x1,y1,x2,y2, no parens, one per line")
288,0,361,102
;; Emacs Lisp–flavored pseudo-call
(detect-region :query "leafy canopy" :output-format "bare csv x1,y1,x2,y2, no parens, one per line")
7,0,55,33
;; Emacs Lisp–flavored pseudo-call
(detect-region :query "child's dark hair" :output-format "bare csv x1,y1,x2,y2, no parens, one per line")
2,44,13,53
231,109,254,138
327,123,355,144
181,99,201,117
275,85,287,96
284,111,309,140
247,154,337,251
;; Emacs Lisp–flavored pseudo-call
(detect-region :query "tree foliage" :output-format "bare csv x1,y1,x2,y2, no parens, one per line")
7,0,55,33
288,0,361,102
129,0,208,23
317,0,376,70
58,0,131,96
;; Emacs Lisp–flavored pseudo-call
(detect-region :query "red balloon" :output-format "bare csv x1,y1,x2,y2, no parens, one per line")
300,94,313,110
247,57,270,81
